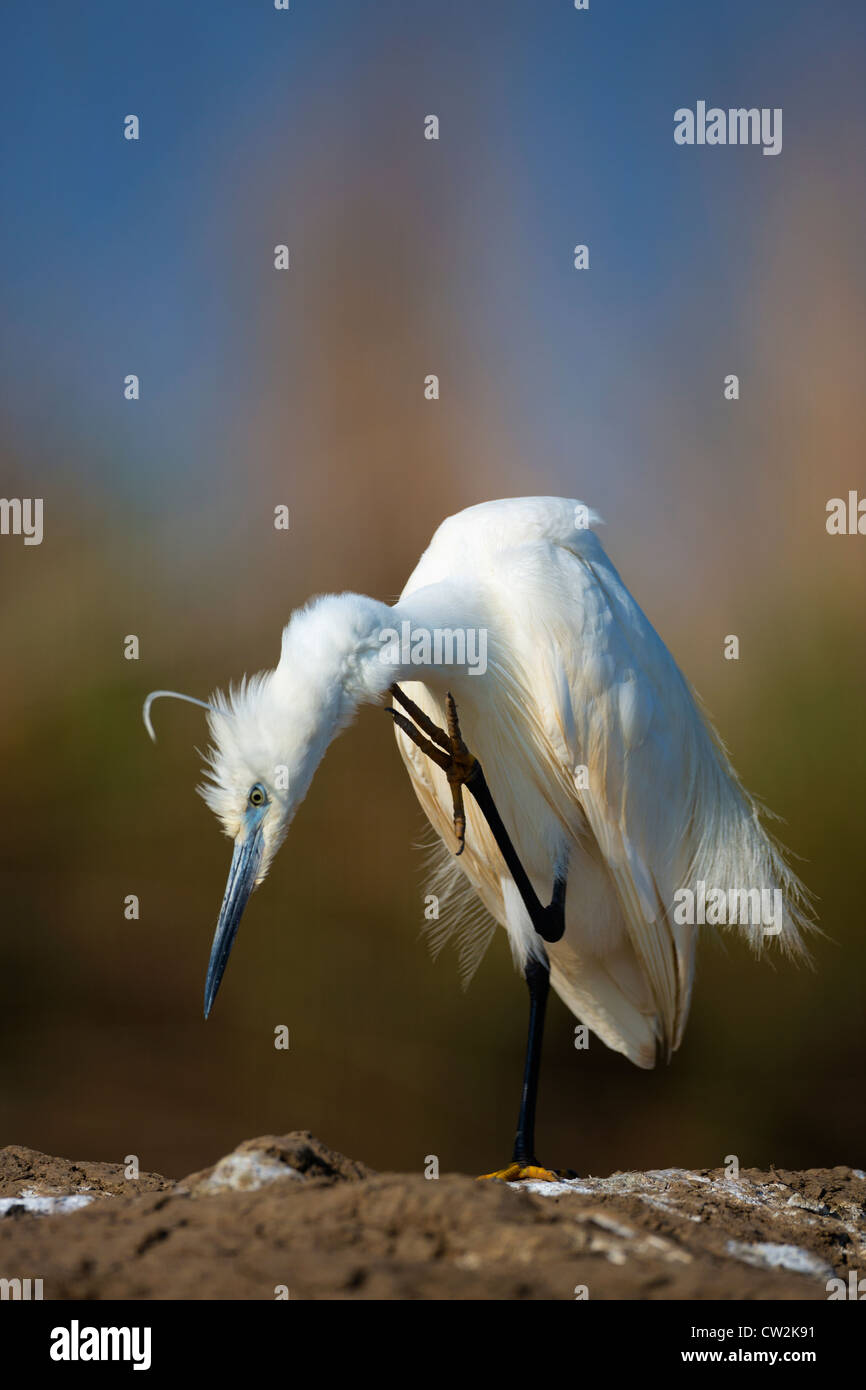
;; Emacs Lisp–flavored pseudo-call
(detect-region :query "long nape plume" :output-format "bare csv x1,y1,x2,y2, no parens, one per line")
142,690,225,744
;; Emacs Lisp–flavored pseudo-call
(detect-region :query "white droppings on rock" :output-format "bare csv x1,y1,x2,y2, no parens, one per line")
637,1192,703,1223
517,1168,800,1219
579,1210,692,1267
517,1168,712,1201
508,1167,865,1278
0,1192,96,1217
519,1178,582,1197
585,1211,637,1240
726,1239,834,1281
190,1149,305,1195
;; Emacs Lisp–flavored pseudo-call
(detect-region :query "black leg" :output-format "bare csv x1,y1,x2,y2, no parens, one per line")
387,684,571,1179
388,684,568,942
465,761,567,943
512,951,550,1166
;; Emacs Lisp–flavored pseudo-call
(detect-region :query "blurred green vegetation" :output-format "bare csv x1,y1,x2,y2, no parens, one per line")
0,506,863,1179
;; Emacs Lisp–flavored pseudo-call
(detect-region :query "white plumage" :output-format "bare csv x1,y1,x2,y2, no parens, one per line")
391,497,811,1067
149,496,811,1064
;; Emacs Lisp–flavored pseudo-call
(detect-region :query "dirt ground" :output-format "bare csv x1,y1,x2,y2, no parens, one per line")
0,1132,863,1299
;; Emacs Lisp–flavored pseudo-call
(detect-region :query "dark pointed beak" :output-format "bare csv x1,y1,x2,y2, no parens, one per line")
204,825,265,1019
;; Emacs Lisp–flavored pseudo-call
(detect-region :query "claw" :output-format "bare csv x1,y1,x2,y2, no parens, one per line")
386,707,450,770
389,683,451,752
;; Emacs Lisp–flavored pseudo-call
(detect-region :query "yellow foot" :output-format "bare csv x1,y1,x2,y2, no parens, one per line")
476,1162,562,1183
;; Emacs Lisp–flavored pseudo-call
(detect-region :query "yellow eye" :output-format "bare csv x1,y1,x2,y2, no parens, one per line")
249,784,267,807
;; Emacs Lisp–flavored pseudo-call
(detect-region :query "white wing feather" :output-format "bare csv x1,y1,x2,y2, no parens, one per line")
394,498,812,1068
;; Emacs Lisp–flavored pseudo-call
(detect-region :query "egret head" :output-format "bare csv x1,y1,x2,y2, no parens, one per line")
197,655,354,1017
144,593,391,1020
190,675,291,1018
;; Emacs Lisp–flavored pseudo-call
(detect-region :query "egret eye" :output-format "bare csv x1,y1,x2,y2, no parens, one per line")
248,784,267,807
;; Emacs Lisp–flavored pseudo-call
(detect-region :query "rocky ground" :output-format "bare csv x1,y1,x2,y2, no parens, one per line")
0,1133,863,1299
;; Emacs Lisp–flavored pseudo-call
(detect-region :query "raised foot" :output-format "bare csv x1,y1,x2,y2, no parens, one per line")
387,684,476,854
476,1162,566,1183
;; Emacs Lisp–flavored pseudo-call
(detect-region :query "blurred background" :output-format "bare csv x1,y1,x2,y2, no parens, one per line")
0,0,864,1181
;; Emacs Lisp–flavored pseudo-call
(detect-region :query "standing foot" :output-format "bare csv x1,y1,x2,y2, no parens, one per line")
476,1163,573,1183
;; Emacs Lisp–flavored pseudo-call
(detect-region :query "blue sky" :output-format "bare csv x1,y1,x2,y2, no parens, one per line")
2,1,863,523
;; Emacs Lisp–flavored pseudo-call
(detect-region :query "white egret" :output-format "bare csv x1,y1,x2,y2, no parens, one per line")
144,497,812,1180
